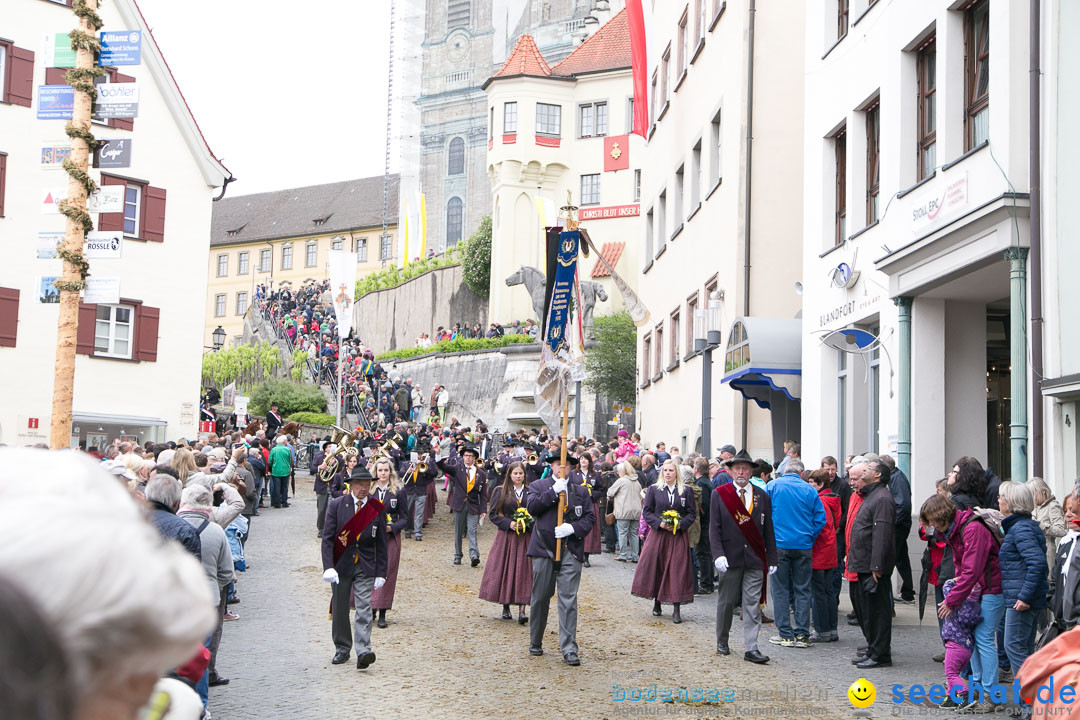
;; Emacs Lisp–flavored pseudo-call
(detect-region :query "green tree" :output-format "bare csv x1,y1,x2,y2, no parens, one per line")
461,214,492,298
248,379,328,417
585,311,637,406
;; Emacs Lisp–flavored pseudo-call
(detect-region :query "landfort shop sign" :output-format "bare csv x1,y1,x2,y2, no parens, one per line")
818,292,883,328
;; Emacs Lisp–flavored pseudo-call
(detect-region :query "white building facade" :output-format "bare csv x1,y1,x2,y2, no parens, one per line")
635,0,806,459
800,0,1038,503
484,11,641,325
0,0,229,447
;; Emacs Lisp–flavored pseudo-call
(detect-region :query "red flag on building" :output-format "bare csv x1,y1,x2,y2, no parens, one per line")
603,134,631,172
626,0,654,138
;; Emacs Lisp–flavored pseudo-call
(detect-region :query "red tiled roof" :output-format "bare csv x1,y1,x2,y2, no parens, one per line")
492,34,552,78
552,9,631,77
591,241,625,278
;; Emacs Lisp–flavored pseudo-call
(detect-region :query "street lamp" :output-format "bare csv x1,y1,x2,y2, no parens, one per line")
694,289,725,457
212,326,226,351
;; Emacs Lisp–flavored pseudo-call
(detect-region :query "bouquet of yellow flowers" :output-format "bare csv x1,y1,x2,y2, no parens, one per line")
512,507,534,535
661,510,681,534
386,512,393,530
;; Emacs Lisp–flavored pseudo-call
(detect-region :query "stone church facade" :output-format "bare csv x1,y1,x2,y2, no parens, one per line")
418,0,622,252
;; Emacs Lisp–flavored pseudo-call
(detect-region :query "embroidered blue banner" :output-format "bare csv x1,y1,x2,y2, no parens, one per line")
544,230,580,356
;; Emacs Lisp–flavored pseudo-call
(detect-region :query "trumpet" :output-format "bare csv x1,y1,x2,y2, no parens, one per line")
475,458,486,469
528,452,539,464
416,461,428,474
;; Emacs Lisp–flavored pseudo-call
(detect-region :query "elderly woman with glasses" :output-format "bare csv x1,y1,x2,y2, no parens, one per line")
997,481,1048,679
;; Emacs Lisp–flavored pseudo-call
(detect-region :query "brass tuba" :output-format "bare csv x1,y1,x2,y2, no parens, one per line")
528,452,539,464
319,425,358,483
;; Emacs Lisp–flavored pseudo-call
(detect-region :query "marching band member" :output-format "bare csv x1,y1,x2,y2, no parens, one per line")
631,459,697,624
437,444,488,566
710,450,777,664
371,458,409,629
527,453,594,666
574,453,604,567
479,461,532,623
322,465,387,670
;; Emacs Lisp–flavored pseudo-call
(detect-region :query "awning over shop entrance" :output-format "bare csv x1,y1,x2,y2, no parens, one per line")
720,317,802,457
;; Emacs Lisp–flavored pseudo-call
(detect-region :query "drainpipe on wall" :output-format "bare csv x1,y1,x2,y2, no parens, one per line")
740,0,757,451
1007,247,1031,483
895,297,913,481
1029,0,1044,476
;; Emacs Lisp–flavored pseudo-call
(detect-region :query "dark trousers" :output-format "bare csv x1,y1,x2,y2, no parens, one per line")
850,581,866,640
696,537,715,591
270,475,289,507
854,573,892,661
208,586,227,674
811,568,837,634
317,491,329,531
602,514,617,551
894,520,914,599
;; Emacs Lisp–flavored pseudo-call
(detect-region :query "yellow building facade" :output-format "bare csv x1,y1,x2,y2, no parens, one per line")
205,176,399,348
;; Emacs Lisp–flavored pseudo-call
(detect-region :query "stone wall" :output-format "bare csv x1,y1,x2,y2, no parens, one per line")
351,265,488,352
390,343,616,442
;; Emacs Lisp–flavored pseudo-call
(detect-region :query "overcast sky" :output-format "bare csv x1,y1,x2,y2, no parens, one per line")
137,0,393,196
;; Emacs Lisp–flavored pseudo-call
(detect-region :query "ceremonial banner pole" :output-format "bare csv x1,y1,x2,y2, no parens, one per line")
555,391,570,562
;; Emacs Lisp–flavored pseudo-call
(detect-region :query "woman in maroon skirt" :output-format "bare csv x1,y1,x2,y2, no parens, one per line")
478,461,532,624
631,459,697,623
371,457,408,628
574,453,604,567
424,477,437,525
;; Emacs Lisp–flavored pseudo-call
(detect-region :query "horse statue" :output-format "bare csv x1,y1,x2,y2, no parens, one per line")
505,266,548,323
505,266,609,335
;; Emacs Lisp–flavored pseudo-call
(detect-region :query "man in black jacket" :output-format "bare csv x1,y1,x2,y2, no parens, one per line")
847,460,896,668
881,455,914,602
693,457,715,594
146,475,201,559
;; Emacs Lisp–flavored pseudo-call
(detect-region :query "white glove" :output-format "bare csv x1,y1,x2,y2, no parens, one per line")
714,556,729,574
322,568,339,584
552,476,568,495
554,522,574,539
373,577,386,590
768,565,778,576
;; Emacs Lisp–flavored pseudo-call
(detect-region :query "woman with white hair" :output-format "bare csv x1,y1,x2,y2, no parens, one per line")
998,481,1049,679
1028,476,1067,570
631,459,698,623
0,448,215,720
607,461,643,562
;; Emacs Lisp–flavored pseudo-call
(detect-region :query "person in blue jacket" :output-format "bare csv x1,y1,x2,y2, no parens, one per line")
766,459,826,648
998,481,1048,675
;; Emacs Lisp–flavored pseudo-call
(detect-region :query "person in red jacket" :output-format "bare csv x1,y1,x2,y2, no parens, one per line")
808,469,841,642
844,459,868,649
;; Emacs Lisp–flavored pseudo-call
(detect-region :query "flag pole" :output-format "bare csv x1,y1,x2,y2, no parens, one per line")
555,389,570,562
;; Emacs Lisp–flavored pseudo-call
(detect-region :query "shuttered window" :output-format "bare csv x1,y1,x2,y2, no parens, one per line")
1,40,35,107
76,301,159,361
98,174,167,242
0,286,19,347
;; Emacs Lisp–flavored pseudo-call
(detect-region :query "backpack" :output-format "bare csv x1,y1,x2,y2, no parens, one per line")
960,507,1005,547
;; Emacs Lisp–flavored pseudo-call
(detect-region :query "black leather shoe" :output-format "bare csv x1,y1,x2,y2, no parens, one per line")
564,653,580,666
744,650,770,664
847,616,861,625
453,558,462,565
855,657,892,669
652,601,662,617
857,645,868,653
716,643,730,656
376,616,388,629
471,557,480,567
518,615,528,625
356,651,376,669
208,674,229,687
529,646,543,656
583,559,591,568
331,651,349,665
501,608,513,620
851,655,869,665
672,607,682,624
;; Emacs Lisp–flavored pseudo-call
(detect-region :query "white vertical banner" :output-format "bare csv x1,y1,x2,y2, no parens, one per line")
327,250,358,339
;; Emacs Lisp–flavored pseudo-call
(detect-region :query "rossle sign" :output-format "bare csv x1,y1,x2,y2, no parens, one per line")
579,204,640,221
93,83,139,119
911,173,968,233
85,231,123,260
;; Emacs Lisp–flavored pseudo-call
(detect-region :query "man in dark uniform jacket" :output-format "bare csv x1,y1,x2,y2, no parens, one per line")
711,450,777,664
321,465,387,670
437,444,488,566
527,452,593,666
403,449,438,541
265,403,284,439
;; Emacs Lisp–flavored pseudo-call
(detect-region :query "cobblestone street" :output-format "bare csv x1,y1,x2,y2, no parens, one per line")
210,475,946,720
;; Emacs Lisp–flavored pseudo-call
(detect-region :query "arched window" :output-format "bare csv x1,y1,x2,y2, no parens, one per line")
446,197,463,247
448,137,465,176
